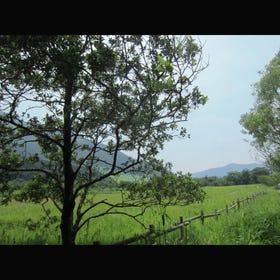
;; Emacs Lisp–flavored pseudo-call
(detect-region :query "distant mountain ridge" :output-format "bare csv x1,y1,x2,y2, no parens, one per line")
192,163,265,178
15,135,134,169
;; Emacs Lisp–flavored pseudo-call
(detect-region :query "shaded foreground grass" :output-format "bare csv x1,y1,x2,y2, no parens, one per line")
0,184,279,245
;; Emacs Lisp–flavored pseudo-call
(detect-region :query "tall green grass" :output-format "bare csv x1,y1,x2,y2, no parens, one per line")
183,190,280,245
132,184,280,245
0,184,279,245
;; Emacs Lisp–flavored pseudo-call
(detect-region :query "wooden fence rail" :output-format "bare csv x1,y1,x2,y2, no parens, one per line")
93,190,266,245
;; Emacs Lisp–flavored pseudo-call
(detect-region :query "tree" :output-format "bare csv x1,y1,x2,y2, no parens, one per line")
0,35,208,245
250,167,270,184
225,171,242,185
240,169,251,185
240,49,280,172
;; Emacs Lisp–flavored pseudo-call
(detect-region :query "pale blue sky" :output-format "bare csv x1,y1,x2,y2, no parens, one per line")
157,35,280,173
16,35,280,174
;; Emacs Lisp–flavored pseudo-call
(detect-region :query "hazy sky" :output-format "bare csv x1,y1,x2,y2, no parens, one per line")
156,35,280,174
15,35,280,174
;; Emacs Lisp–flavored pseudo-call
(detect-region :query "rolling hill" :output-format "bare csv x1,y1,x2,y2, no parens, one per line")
15,135,134,170
192,162,265,178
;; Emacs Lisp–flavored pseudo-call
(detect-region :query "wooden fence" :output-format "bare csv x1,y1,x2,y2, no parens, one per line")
92,190,267,245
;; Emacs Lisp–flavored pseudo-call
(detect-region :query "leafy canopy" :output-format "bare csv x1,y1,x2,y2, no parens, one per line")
240,49,280,172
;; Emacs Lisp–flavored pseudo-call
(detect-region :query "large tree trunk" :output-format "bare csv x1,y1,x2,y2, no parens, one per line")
60,81,76,245
61,193,75,245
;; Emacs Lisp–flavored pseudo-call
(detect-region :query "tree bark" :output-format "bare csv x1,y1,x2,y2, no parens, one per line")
60,81,76,245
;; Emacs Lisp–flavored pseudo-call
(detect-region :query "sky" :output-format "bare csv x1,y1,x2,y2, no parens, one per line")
156,35,280,174
14,35,280,174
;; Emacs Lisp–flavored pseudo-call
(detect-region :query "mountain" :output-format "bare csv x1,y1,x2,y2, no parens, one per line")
192,162,265,178
15,135,134,170
73,137,133,169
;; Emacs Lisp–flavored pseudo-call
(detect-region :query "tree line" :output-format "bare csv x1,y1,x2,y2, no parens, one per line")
197,167,271,186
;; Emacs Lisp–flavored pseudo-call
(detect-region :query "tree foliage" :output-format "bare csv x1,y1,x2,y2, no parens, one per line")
0,35,208,244
122,169,205,207
240,49,280,172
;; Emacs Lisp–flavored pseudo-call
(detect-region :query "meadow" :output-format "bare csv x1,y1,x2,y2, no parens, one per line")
0,184,280,245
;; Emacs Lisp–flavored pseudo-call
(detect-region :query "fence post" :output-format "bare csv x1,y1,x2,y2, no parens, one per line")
226,205,229,215
215,209,218,220
162,214,165,227
237,199,240,210
146,224,155,245
201,210,204,225
86,219,90,239
179,216,184,240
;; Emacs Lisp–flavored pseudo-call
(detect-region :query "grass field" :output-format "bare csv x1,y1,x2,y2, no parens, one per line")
0,184,279,245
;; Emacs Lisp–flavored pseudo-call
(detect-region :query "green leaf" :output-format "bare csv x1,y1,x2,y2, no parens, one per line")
157,54,166,65
156,65,165,72
166,76,173,87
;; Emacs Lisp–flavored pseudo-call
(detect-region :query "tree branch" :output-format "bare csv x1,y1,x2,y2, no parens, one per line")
75,201,150,233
